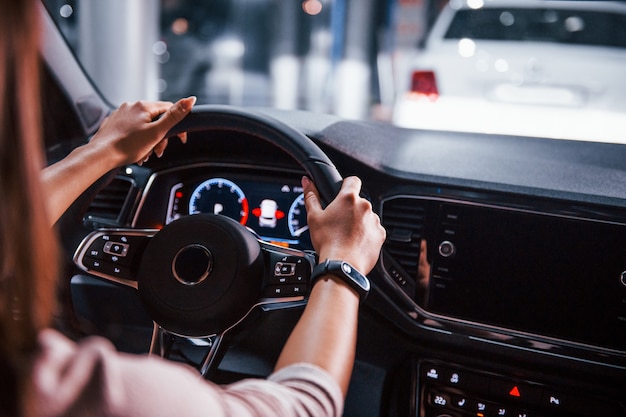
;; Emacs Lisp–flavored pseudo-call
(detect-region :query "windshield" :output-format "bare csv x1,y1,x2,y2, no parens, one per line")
44,0,626,143
445,8,626,48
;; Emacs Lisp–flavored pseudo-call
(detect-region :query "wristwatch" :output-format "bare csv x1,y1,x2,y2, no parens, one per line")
310,259,370,300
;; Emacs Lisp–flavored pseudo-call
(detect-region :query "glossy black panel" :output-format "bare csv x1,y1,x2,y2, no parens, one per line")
427,202,626,351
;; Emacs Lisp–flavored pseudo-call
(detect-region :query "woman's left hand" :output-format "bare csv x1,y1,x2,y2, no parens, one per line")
89,96,196,167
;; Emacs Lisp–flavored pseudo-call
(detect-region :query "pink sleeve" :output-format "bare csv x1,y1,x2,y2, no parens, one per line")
32,329,343,417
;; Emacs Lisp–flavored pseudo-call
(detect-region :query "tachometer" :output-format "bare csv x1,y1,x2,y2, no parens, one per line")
288,193,308,238
189,178,249,225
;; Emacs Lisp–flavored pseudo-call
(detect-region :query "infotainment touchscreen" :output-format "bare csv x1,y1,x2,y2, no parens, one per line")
420,201,626,352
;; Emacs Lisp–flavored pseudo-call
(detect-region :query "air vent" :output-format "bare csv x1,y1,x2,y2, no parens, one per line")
381,197,426,281
84,177,134,226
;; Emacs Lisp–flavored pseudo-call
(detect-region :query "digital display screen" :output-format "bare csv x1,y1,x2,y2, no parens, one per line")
421,202,626,352
166,175,312,250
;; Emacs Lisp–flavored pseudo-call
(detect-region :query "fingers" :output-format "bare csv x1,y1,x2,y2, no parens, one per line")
153,138,168,158
337,176,362,199
302,176,322,216
142,100,175,120
152,96,196,135
138,97,195,161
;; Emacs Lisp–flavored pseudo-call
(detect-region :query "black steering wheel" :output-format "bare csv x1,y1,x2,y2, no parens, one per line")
72,106,343,376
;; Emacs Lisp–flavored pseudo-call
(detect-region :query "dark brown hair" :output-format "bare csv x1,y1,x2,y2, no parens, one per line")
0,0,59,415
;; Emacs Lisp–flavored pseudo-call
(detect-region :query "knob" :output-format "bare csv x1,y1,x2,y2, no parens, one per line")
438,241,456,258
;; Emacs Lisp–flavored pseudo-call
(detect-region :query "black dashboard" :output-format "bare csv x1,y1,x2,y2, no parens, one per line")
64,112,626,417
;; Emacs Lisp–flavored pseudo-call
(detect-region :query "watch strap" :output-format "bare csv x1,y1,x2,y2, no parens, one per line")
310,259,370,300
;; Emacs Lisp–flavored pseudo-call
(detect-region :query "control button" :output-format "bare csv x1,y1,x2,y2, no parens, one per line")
475,400,488,413
289,284,307,295
274,276,289,284
87,248,103,258
428,390,451,408
86,239,106,259
438,241,456,258
270,257,310,284
292,273,306,283
490,379,542,405
445,367,490,390
263,284,308,298
82,257,132,280
451,395,471,411
620,271,626,288
540,389,568,411
104,263,131,279
424,366,442,381
103,241,129,257
493,403,512,416
83,256,104,271
264,285,287,297
86,233,151,267
275,262,296,277
420,362,490,392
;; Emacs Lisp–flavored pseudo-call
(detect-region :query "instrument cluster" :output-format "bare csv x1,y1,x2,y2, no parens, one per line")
165,174,312,250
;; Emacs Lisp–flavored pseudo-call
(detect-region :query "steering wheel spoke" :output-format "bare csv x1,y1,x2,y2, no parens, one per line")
149,323,175,357
73,229,156,289
149,323,226,378
198,333,226,377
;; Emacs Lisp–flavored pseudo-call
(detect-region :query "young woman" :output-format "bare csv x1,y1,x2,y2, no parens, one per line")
0,1,386,416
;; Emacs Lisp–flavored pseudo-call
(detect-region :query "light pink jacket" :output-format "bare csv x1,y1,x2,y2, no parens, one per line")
31,329,343,417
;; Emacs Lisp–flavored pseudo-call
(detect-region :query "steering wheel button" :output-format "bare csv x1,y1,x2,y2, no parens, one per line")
83,257,102,270
291,284,307,294
264,285,285,297
275,262,296,277
104,241,129,257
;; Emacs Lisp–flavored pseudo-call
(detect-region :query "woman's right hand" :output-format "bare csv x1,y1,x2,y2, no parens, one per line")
302,176,386,275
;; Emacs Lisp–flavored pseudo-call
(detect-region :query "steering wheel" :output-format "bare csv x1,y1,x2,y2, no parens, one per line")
72,105,343,376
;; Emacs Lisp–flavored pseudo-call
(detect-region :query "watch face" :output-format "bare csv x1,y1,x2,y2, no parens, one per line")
339,261,370,293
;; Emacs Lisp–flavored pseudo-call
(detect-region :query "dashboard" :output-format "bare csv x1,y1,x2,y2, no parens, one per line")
65,114,626,417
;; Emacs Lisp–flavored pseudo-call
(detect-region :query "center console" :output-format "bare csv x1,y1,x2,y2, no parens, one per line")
417,361,622,417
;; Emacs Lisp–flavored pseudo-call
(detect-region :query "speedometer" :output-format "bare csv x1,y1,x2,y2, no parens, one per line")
188,178,249,225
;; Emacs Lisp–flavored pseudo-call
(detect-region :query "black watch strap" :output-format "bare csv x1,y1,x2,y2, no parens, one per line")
310,259,370,300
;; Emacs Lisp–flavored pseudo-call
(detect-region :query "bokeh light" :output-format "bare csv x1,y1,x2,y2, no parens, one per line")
302,0,323,16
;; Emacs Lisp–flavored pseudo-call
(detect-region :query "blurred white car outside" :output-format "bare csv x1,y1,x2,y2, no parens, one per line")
392,0,626,143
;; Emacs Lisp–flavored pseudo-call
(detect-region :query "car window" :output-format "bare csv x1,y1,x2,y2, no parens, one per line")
444,8,626,47
42,0,393,121
43,0,626,144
